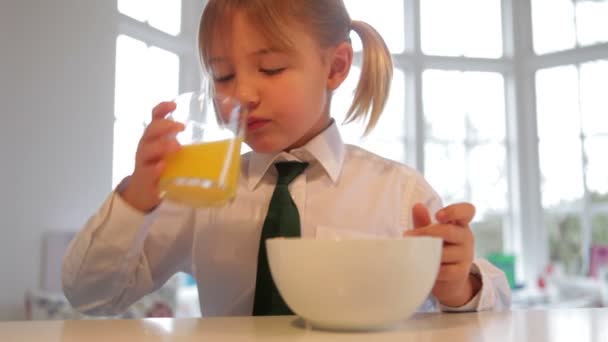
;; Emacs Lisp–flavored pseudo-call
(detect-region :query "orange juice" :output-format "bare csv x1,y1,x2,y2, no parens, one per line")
159,138,243,207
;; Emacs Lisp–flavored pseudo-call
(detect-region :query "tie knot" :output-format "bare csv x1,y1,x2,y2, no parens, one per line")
275,162,309,185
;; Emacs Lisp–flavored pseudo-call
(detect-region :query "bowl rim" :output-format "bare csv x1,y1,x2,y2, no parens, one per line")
266,236,443,244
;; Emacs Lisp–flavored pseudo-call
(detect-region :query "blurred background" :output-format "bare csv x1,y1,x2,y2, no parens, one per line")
1,0,607,321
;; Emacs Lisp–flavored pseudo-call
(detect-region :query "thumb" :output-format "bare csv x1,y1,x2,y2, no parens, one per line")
412,203,432,229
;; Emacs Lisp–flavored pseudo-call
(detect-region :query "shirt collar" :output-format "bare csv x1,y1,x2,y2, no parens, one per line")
247,120,346,190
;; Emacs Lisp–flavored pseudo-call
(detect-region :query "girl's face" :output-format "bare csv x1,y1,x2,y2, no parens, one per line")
208,11,338,153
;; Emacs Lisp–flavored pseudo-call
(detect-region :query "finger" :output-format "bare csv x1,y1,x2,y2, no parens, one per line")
436,263,469,282
412,203,432,229
138,138,181,163
143,119,185,142
134,161,165,189
436,202,476,226
406,224,467,244
440,245,471,264
152,101,177,120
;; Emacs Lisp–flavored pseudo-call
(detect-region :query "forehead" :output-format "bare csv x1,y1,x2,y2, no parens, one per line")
205,10,320,61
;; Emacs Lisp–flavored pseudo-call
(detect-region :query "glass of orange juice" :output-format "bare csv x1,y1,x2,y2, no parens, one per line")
159,88,247,207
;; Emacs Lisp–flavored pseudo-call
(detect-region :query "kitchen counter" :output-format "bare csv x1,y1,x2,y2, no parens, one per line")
1,308,607,341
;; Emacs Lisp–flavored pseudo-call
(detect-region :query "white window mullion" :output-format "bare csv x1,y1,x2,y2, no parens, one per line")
578,63,593,276
527,42,608,70
117,15,189,56
506,0,546,285
404,0,424,171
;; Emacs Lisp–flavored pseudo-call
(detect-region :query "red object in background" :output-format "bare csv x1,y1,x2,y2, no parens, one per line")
537,276,546,289
536,263,554,290
589,245,608,278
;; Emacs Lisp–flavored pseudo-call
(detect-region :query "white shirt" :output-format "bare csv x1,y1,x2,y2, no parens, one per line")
62,122,511,317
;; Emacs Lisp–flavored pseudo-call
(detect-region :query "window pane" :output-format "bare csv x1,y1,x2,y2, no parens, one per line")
536,66,580,140
531,0,576,54
117,0,182,35
575,1,608,46
592,214,608,244
539,139,585,207
547,212,583,274
423,70,506,144
344,0,405,53
585,136,608,201
536,65,585,207
146,46,180,123
421,0,502,58
148,0,182,36
473,216,504,258
117,0,146,22
470,144,508,213
580,60,608,136
115,35,149,123
423,70,507,256
425,143,466,203
423,70,507,206
113,35,180,187
332,67,406,162
115,36,180,124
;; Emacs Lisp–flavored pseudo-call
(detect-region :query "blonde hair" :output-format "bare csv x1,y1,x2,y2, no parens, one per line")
198,0,393,135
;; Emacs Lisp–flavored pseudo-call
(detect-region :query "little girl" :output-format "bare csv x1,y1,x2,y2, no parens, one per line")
63,0,510,316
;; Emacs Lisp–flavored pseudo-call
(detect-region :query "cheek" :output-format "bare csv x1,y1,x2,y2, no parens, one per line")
275,80,326,117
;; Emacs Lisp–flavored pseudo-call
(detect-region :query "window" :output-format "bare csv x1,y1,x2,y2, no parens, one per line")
112,0,204,317
576,1,608,47
532,0,608,54
113,35,180,187
421,0,503,58
332,67,407,163
118,0,182,35
337,1,408,164
332,1,510,262
536,60,608,274
423,71,507,258
113,1,191,188
343,0,405,53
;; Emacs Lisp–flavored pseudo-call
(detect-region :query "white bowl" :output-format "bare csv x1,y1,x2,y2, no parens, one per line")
266,237,442,331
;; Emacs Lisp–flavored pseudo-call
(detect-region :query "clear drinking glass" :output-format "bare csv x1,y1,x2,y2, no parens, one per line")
159,86,247,207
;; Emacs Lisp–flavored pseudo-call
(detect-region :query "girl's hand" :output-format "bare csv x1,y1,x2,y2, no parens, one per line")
404,202,481,307
121,102,184,212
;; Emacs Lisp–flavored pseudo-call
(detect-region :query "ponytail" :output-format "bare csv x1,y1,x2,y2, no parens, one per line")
345,20,393,136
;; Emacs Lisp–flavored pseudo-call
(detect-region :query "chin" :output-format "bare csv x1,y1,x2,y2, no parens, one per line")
245,137,286,154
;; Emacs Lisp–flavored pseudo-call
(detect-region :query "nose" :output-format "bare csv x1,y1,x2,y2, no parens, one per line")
233,75,260,113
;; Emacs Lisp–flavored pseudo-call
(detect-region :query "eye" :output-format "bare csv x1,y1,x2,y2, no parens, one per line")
214,74,234,83
260,68,286,76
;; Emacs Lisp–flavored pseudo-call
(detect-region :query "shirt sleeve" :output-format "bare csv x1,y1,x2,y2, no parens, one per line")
440,259,512,312
62,184,196,316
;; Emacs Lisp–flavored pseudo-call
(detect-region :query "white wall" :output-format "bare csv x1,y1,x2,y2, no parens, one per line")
0,0,116,320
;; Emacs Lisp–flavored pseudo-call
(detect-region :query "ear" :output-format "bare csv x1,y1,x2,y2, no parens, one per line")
326,42,353,91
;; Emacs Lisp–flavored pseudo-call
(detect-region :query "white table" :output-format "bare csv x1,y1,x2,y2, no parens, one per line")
1,308,607,341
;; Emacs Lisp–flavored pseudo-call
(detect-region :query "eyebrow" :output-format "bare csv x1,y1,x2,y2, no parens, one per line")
209,48,284,65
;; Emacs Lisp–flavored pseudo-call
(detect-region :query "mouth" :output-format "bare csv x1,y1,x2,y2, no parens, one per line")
247,117,271,131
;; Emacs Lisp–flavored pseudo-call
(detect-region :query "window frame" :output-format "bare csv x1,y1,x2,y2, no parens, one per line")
112,0,204,187
350,0,608,285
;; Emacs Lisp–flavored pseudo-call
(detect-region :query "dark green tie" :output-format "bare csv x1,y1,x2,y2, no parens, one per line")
253,161,309,316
